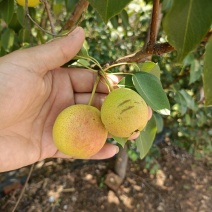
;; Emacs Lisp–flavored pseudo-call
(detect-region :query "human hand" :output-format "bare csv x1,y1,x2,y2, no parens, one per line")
0,27,152,172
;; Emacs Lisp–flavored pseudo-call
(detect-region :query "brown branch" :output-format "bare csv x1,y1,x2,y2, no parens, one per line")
114,42,174,64
202,29,212,43
24,0,57,37
108,1,212,66
63,0,89,31
144,3,162,50
111,29,212,65
148,0,160,48
42,0,56,35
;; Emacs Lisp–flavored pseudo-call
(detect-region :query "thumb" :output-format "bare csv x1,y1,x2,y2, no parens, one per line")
6,27,85,76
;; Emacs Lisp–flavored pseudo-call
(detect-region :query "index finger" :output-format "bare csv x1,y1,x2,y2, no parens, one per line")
67,68,120,94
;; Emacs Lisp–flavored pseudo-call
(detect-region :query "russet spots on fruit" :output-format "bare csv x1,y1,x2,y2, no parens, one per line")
120,105,134,114
118,99,131,107
53,104,107,158
101,88,149,138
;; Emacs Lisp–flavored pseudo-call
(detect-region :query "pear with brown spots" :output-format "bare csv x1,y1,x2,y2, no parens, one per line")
101,88,148,138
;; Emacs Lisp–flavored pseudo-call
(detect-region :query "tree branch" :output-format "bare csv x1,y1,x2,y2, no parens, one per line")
143,2,162,50
42,0,56,35
202,29,212,43
63,0,89,31
108,0,211,67
148,0,160,49
113,42,174,64
110,29,212,66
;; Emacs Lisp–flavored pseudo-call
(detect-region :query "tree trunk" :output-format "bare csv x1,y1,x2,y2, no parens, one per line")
114,145,128,180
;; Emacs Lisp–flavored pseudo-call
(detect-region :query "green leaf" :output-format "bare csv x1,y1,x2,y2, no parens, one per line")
120,10,129,29
127,149,139,161
162,0,173,12
18,29,31,44
153,113,164,133
88,0,132,23
183,53,195,67
203,37,212,106
179,90,198,111
112,135,128,148
132,72,170,115
174,91,187,115
189,59,202,84
8,13,22,32
65,0,78,12
0,0,14,24
1,28,15,52
53,2,63,15
163,0,212,61
138,61,161,79
110,16,119,29
77,59,90,67
16,6,36,27
74,42,90,61
17,6,25,27
135,116,157,160
77,45,89,58
118,75,135,90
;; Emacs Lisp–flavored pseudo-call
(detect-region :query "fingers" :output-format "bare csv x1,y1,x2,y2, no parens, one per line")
129,131,140,140
53,143,119,160
74,93,107,109
5,27,85,76
148,106,153,120
90,143,119,159
68,68,119,93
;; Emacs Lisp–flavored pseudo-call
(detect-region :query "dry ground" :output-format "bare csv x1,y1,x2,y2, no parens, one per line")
0,142,212,212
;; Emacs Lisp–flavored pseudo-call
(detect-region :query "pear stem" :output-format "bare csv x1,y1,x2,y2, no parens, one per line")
103,62,131,72
109,72,133,75
88,75,100,106
75,55,103,71
76,61,98,73
100,70,114,92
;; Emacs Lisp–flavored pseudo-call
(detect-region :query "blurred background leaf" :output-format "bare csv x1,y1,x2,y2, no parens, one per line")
88,0,132,23
203,37,212,106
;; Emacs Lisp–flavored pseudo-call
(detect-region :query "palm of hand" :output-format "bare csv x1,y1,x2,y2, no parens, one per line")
0,56,113,170
0,64,69,166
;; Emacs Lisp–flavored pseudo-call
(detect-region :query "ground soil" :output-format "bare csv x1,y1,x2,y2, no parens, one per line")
0,142,212,212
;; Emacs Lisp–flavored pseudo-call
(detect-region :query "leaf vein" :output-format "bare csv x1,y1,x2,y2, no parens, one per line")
182,0,193,58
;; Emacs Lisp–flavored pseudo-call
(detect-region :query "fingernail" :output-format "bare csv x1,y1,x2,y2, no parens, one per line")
115,146,119,154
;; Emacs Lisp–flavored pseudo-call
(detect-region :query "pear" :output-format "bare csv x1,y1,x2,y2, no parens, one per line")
16,0,40,7
53,104,107,158
101,88,148,137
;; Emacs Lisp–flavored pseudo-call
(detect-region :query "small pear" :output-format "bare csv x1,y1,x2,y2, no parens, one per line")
16,0,40,7
101,88,148,137
53,104,108,158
